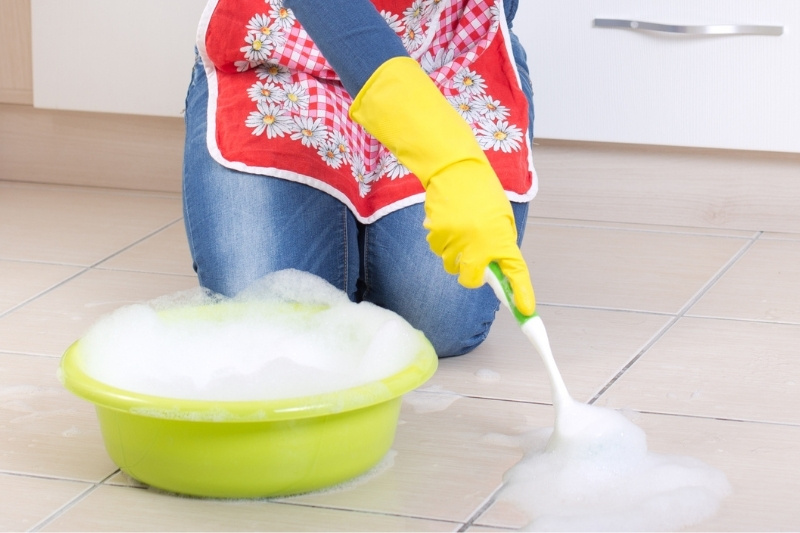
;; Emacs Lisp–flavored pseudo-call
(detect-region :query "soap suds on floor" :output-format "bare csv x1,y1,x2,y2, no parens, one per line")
403,387,462,414
494,403,731,532
475,368,501,382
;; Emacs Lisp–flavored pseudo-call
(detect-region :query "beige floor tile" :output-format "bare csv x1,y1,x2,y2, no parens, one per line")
473,499,528,531
665,418,800,532
0,268,197,356
689,239,800,324
655,415,800,532
104,470,147,489
0,260,82,315
42,484,460,532
0,352,118,481
279,397,550,523
97,221,194,276
0,473,90,531
761,231,800,242
528,217,756,239
426,305,670,405
476,413,800,531
522,223,748,313
597,317,800,425
0,182,181,265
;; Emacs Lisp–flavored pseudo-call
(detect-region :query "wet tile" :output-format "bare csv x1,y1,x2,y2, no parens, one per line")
0,182,181,265
476,413,800,531
689,239,800,324
426,305,671,405
97,221,194,276
0,353,117,481
598,317,800,425
0,269,197,356
42,484,461,532
0,260,82,315
281,396,550,523
521,223,748,313
474,499,528,531
0,473,90,531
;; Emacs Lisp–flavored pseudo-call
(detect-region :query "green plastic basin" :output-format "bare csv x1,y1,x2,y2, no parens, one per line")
59,302,437,498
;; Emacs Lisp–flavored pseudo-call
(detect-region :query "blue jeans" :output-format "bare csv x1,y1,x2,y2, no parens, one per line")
183,25,533,359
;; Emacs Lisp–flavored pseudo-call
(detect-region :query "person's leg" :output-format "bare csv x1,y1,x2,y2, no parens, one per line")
361,201,529,357
504,0,534,141
182,55,359,297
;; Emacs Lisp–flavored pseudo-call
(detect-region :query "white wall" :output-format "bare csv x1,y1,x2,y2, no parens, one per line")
31,0,206,117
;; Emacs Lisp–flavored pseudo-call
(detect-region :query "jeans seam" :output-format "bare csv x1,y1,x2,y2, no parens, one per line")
361,221,369,298
342,205,350,296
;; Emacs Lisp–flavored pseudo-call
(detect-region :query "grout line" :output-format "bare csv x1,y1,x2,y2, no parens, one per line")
631,409,800,429
0,257,86,268
89,218,184,268
28,470,120,532
412,392,800,430
0,470,97,483
589,232,764,404
458,484,506,532
271,499,463,528
0,218,184,321
680,313,800,327
524,217,760,239
0,268,90,320
536,301,676,317
673,231,764,317
459,395,554,409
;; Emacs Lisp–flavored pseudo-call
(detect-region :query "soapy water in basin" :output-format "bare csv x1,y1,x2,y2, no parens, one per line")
78,270,427,401
492,316,731,531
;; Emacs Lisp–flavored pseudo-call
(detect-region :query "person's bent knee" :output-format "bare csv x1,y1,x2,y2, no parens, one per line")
424,319,494,358
410,287,499,358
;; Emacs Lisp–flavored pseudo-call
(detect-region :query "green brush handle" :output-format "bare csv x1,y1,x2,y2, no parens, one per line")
485,262,537,326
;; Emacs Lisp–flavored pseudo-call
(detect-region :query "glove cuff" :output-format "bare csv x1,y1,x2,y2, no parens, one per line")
349,56,491,189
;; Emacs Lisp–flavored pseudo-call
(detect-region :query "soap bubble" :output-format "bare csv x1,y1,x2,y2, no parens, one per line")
77,270,427,401
497,402,731,531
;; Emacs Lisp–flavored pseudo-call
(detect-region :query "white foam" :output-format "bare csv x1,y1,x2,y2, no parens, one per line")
402,388,462,414
483,311,731,531
77,270,428,401
475,368,501,382
496,399,731,531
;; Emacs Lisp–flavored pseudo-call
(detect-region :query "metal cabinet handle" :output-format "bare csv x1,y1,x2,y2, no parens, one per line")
594,18,783,36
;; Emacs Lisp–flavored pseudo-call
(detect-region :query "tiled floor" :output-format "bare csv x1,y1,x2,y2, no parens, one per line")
2,178,799,531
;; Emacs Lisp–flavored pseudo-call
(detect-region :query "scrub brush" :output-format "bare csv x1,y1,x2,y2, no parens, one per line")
484,262,573,410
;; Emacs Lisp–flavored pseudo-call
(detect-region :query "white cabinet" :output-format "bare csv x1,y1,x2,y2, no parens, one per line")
31,0,206,117
515,1,800,153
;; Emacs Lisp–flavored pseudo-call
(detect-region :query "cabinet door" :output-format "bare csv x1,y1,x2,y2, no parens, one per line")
515,1,800,153
31,0,206,117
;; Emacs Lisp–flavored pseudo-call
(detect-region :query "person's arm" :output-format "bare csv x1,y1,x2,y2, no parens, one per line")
285,0,535,315
283,0,407,97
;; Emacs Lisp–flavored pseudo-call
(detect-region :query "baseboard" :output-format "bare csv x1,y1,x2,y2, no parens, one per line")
0,103,184,193
0,89,32,105
2,104,799,233
531,139,800,233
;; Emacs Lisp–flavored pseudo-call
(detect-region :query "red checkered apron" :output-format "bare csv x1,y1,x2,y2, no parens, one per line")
198,0,536,223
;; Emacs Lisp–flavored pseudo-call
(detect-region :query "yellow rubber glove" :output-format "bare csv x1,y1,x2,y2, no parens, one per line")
349,57,535,315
